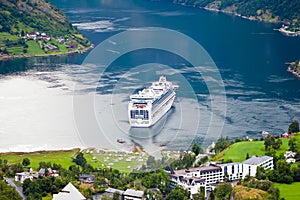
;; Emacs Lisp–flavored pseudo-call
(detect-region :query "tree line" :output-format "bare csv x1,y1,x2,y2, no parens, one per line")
173,0,300,28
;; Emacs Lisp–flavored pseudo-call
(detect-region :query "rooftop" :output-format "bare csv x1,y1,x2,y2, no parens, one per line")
53,182,86,200
105,187,125,194
123,189,144,198
79,174,95,179
243,156,272,165
174,165,222,175
15,172,30,176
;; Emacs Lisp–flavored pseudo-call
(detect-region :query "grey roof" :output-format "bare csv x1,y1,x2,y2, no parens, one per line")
38,168,53,175
15,172,30,176
243,156,272,165
38,168,45,174
79,174,95,180
174,165,221,175
105,187,124,194
123,189,144,198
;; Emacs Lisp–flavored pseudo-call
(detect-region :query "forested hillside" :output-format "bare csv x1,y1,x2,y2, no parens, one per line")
0,0,76,36
173,0,300,31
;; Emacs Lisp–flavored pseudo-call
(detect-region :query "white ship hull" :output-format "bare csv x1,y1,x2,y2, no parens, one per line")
128,92,175,127
128,76,177,128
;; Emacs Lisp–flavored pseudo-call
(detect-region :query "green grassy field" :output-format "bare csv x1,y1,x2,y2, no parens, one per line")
0,149,149,173
274,182,300,200
50,40,68,53
26,40,45,55
215,133,300,162
0,149,79,169
221,141,265,162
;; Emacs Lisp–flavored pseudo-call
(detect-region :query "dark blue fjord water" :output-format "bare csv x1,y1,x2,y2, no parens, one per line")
0,0,299,153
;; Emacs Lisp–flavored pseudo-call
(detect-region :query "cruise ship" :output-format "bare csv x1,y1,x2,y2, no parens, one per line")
128,76,177,127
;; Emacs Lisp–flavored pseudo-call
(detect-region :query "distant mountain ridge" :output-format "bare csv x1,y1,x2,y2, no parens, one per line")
0,0,77,36
172,0,300,32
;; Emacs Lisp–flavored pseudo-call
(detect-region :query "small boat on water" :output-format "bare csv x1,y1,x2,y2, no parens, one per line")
117,139,126,144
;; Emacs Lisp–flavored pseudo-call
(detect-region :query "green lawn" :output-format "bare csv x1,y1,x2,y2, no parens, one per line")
215,141,265,162
0,149,79,170
278,138,292,155
50,40,68,53
26,40,70,56
274,182,300,200
0,149,148,173
215,134,300,162
26,40,45,55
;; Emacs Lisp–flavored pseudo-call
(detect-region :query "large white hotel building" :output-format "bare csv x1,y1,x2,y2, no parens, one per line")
170,156,273,198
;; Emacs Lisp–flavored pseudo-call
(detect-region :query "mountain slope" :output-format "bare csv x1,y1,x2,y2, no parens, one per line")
0,0,91,58
173,0,300,31
0,0,76,36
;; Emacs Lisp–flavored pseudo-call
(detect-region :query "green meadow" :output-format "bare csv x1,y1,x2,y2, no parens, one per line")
274,182,300,200
0,149,79,169
214,133,300,162
0,149,149,173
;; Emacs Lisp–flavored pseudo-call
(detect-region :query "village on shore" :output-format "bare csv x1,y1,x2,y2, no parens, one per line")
1,121,299,200
0,30,92,60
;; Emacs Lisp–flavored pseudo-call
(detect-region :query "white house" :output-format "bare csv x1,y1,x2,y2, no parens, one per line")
242,156,273,177
286,158,296,163
15,172,32,183
219,162,244,181
170,156,273,199
284,151,296,163
170,165,223,197
52,182,86,200
170,173,206,195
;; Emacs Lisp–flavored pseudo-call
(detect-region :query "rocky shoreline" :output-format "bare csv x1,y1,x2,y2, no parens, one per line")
287,60,300,79
278,26,300,37
288,66,300,80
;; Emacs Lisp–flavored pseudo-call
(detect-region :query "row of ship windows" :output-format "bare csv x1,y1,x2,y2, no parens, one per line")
130,110,149,119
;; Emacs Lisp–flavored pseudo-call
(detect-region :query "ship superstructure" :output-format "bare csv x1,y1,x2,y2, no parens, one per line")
128,76,177,127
